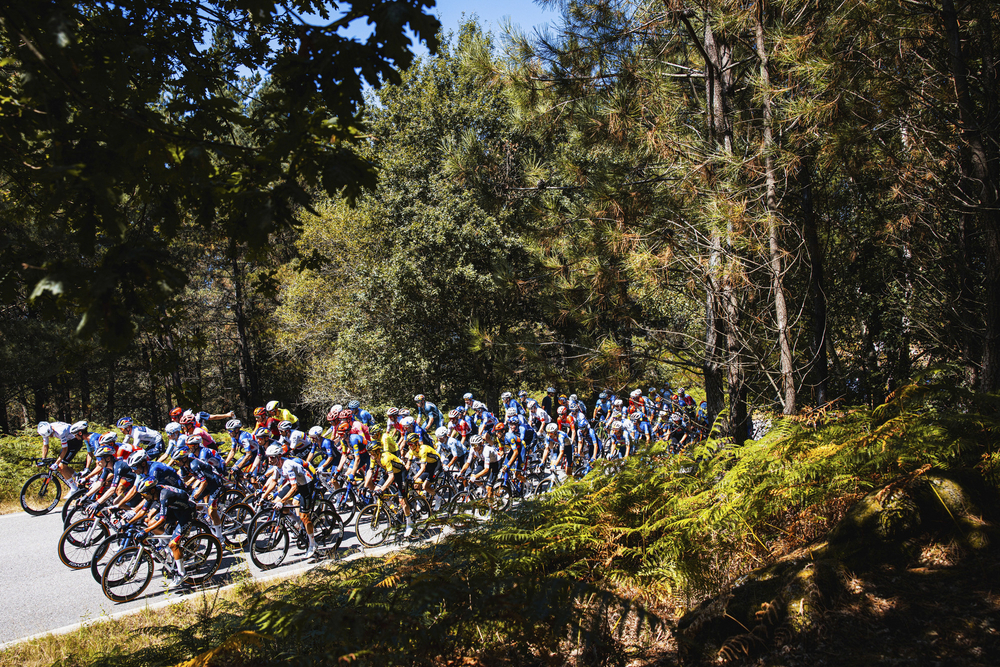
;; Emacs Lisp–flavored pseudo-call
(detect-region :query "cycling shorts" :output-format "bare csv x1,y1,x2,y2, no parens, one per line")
418,461,439,482
276,481,315,513
486,461,502,486
62,440,83,463
167,508,194,546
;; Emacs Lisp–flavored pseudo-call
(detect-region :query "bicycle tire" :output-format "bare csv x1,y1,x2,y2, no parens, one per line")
102,546,154,602
20,472,62,516
61,489,89,526
354,503,392,547
312,500,345,551
217,488,245,510
180,533,222,584
490,483,512,513
91,533,131,584
327,488,358,524
58,517,111,569
249,521,289,570
220,502,254,548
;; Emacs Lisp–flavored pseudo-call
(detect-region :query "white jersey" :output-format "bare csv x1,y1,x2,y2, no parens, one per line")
281,458,313,486
41,421,72,447
128,425,163,448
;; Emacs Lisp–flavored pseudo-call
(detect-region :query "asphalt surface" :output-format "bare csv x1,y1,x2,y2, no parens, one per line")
0,505,376,645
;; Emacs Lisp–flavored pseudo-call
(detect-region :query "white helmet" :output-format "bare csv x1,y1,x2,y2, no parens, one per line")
470,435,484,446
70,420,89,434
186,434,204,447
400,416,415,428
37,421,52,437
308,426,323,437
127,450,149,468
630,389,642,398
165,422,182,435
265,443,283,457
472,401,485,410
435,426,449,438
278,420,292,431
226,419,242,431
611,421,623,430
265,400,280,411
501,391,512,400
545,423,558,433
331,403,343,414
505,407,517,418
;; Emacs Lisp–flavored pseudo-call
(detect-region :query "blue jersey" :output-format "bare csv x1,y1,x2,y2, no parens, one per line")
417,402,443,429
148,461,184,489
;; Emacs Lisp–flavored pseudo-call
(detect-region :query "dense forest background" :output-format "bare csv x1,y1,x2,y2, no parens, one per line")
2,0,998,442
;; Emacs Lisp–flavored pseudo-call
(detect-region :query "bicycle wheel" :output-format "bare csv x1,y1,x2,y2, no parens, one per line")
91,533,131,584
217,488,245,510
102,547,154,602
58,517,111,569
354,503,392,547
328,488,358,524
407,495,432,527
61,489,89,526
180,533,222,584
249,521,289,570
447,488,481,520
312,500,344,551
20,472,62,516
220,502,254,548
489,483,512,513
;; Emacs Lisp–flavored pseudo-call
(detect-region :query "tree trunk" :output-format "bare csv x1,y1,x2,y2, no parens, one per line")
703,242,726,429
0,382,8,434
798,158,828,405
231,246,260,412
79,365,90,420
106,356,117,423
755,0,795,414
33,383,48,423
941,0,1000,391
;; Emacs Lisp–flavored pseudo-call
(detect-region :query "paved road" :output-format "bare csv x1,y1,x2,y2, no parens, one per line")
0,506,373,645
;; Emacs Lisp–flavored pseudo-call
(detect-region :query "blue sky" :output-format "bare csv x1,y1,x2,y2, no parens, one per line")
430,0,558,40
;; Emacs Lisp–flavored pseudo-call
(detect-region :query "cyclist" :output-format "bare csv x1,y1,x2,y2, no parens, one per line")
630,411,653,447
606,421,633,458
224,419,260,473
447,407,473,448
572,406,600,460
666,413,689,454
346,399,373,427
544,422,575,473
463,434,502,495
178,413,215,448
188,458,226,543
159,422,185,462
404,432,441,508
471,401,497,438
461,392,475,414
367,438,416,538
38,421,81,493
277,420,307,457
436,425,467,468
69,421,100,473
555,406,576,442
593,392,611,424
306,425,337,473
339,420,369,484
414,394,443,431
129,475,198,589
118,450,185,508
117,417,165,458
263,443,318,558
265,400,298,429
78,437,118,503
500,419,526,485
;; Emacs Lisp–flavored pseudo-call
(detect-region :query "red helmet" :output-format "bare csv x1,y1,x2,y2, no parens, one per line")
179,414,195,425
387,407,399,417
169,407,183,419
557,406,567,415
336,421,351,433
326,408,338,423
493,422,506,434
254,407,267,419
338,409,353,420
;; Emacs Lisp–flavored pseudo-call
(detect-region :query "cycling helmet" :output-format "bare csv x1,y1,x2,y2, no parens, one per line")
70,420,88,434
127,450,149,468
448,409,459,419
630,412,641,421
368,440,383,453
455,405,467,414
472,401,485,410
557,406,567,416
308,426,323,437
630,389,642,398
254,407,267,418
336,421,351,433
98,431,117,446
613,399,624,407
506,416,519,424
338,409,353,420
399,408,411,417
400,416,415,428
611,421,623,430
278,420,292,432
387,407,399,417
404,433,420,445
505,407,517,418
170,407,183,419
648,387,657,394
186,434,203,447
179,414,195,425
37,421,52,436
569,394,578,401
117,417,133,429
369,423,383,436
254,427,271,440
347,400,361,410
165,422,182,435
493,422,506,434
95,444,116,459
414,394,425,402
545,423,558,433
501,391,512,400
568,401,579,411
526,399,537,408
470,435,484,446
678,388,686,395
265,444,283,457
435,426,448,438
557,394,568,402
226,419,242,431
671,413,682,423
518,390,528,398
599,392,608,399
331,404,343,414
463,392,473,400
700,401,708,409
326,407,338,423
134,475,158,496
171,445,190,460
266,400,280,411
546,387,555,394
659,410,669,417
